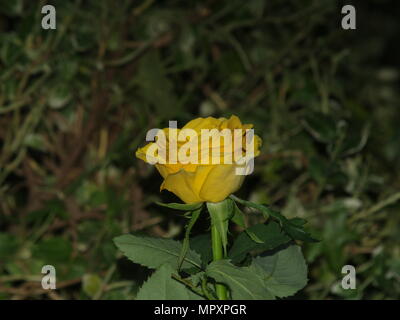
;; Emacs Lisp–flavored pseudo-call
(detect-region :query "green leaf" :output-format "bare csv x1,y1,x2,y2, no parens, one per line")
230,195,318,243
207,199,234,255
284,218,319,242
189,271,205,287
156,202,203,211
245,229,265,244
206,260,274,300
178,208,202,270
231,201,246,228
229,222,290,263
231,203,264,244
114,234,202,271
289,217,307,226
136,264,204,300
190,234,212,264
207,245,308,300
231,203,267,245
253,245,308,298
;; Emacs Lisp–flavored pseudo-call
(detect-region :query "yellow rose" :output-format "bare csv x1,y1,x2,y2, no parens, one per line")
136,115,262,203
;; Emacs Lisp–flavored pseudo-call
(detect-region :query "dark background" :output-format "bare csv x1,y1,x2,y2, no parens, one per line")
0,0,399,299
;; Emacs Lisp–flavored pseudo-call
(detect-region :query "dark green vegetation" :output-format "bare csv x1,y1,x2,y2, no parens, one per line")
0,0,399,299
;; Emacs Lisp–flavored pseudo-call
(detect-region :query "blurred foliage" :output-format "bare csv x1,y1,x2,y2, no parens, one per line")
0,0,399,299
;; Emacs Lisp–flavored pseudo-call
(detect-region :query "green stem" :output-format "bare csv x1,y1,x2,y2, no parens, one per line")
201,276,214,300
211,223,228,300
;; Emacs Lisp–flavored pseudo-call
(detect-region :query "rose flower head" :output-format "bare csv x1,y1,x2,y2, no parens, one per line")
136,115,262,204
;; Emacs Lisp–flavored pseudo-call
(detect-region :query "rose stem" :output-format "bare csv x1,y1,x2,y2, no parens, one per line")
211,223,228,300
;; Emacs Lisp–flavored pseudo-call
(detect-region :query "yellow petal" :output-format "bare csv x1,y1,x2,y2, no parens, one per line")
161,169,203,203
225,115,243,129
254,134,262,156
135,143,156,163
199,164,245,202
183,117,223,132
